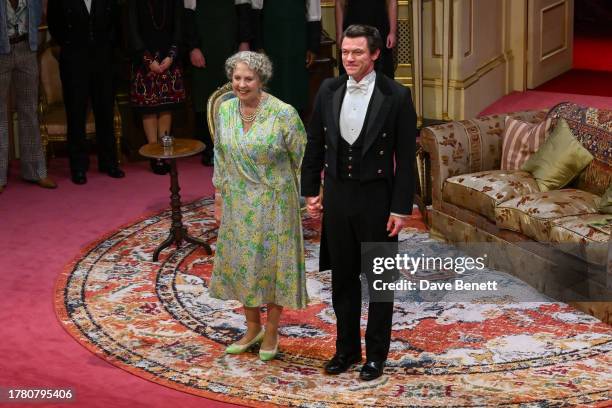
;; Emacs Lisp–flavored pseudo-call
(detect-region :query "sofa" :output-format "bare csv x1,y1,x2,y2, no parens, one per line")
420,102,611,323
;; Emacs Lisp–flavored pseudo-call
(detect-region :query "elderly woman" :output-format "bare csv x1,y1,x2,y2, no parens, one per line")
210,51,308,361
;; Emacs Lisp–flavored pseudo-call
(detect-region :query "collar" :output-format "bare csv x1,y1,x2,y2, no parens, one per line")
348,69,376,86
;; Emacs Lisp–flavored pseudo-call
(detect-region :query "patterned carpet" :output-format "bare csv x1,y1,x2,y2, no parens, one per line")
54,198,612,407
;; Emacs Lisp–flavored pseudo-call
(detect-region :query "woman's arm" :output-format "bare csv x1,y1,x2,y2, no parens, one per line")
128,0,153,64
212,107,228,226
282,106,307,180
170,0,183,57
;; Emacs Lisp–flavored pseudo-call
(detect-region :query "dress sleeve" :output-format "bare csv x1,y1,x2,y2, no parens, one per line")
212,104,228,192
169,0,183,58
128,0,151,63
281,106,307,180
183,2,198,52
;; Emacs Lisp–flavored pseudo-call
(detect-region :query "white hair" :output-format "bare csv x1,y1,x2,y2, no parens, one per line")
225,51,273,85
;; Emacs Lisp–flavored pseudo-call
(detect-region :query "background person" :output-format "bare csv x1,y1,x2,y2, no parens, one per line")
183,0,251,167
47,0,124,185
335,0,397,78
0,0,56,193
129,0,185,175
248,0,321,113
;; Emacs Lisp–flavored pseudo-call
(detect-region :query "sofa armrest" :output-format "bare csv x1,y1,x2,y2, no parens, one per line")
420,110,547,208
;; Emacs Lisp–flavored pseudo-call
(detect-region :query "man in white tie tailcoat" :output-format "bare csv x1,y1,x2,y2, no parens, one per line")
301,24,416,381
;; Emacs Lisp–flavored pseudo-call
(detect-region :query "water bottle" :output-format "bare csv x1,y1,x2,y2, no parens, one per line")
161,132,174,155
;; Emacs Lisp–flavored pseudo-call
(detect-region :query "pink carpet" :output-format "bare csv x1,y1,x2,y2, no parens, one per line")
479,90,612,116
0,156,239,407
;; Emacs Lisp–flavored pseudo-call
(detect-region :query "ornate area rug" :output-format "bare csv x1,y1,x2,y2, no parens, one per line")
55,198,612,407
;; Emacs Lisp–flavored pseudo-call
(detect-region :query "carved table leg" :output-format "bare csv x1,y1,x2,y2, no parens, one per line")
152,159,212,261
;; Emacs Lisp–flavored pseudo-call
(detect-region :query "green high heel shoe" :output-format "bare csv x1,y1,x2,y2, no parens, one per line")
259,339,279,361
225,328,265,354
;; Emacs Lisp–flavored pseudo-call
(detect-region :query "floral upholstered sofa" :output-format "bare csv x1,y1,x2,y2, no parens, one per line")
420,102,612,323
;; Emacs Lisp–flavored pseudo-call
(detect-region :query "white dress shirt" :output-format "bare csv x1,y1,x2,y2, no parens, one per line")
83,0,91,13
339,70,376,145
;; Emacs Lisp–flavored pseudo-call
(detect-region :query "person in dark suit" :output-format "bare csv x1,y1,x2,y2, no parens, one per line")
335,0,397,78
47,0,124,184
301,24,416,381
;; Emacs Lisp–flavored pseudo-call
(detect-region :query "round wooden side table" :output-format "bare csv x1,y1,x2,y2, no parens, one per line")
139,139,212,261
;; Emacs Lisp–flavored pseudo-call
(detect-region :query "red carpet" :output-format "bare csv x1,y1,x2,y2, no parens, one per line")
0,156,237,407
535,26,612,96
535,70,612,97
574,28,612,72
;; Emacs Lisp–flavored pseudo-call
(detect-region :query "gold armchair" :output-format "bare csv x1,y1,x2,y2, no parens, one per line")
206,82,234,143
38,42,122,162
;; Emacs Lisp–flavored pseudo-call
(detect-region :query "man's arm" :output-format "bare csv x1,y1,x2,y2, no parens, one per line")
390,86,417,215
334,0,345,48
301,82,326,198
46,0,65,45
306,0,321,67
235,0,252,50
386,0,398,49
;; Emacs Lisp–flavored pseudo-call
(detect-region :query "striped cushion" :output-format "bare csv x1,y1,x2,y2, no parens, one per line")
501,117,552,171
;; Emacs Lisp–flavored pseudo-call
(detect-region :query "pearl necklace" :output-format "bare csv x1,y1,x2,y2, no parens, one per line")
239,95,265,123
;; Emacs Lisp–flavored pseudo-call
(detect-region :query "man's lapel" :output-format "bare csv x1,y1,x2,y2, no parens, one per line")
362,74,392,157
329,80,346,152
76,0,89,16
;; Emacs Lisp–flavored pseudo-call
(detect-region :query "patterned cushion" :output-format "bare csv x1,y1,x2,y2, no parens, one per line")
549,214,611,265
501,117,552,170
443,170,540,221
521,119,594,192
495,190,601,241
547,102,612,196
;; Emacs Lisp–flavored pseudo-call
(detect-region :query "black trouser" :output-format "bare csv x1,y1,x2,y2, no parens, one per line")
322,175,396,362
59,45,116,173
194,111,213,155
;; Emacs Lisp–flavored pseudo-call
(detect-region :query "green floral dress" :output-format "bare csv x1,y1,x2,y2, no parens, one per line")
210,95,308,309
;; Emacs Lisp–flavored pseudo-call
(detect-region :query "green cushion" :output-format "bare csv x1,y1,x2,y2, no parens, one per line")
521,118,594,191
599,185,612,214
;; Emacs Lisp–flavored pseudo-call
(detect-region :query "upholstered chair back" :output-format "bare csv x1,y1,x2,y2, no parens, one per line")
206,82,235,142
39,44,63,106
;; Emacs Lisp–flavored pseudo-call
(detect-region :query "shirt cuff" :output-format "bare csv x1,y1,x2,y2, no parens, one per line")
390,212,409,218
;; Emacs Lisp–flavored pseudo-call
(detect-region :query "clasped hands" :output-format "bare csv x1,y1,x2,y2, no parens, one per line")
305,196,407,237
149,56,173,74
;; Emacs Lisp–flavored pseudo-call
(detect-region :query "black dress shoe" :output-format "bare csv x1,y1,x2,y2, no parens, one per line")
71,171,87,185
324,353,362,375
104,167,125,178
359,360,385,381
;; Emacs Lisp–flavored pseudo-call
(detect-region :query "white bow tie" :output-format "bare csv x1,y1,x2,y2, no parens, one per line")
347,79,369,95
